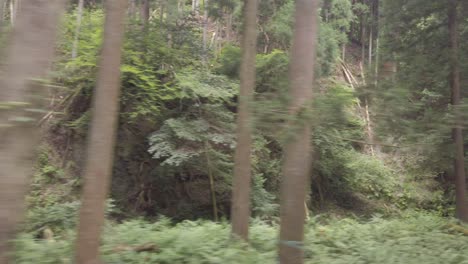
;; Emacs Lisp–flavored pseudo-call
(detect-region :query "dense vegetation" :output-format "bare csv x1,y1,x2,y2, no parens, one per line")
14,212,468,264
0,0,467,263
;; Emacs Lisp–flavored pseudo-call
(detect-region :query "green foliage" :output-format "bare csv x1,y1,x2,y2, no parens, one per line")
327,0,355,43
215,44,241,78
14,212,468,263
24,202,81,236
23,200,116,237
36,0,457,226
341,150,397,199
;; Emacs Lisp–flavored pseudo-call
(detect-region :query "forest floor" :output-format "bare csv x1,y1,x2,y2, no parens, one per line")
14,211,468,263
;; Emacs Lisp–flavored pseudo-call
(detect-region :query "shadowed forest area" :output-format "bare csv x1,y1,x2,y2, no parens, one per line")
0,0,468,263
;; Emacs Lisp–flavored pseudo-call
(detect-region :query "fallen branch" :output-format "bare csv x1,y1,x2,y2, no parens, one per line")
37,92,74,126
112,243,160,253
448,224,468,236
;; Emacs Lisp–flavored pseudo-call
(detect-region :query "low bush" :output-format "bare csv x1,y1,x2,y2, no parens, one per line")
14,212,468,263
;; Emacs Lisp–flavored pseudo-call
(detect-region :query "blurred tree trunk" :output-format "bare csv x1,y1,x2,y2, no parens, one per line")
72,0,85,59
225,11,232,42
9,0,15,26
128,0,136,18
230,0,258,241
192,0,199,12
0,1,65,262
0,0,5,27
75,0,127,263
448,0,468,222
202,0,208,63
140,0,149,23
278,0,318,263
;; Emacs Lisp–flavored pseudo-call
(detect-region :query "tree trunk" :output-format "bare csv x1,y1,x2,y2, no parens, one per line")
177,0,182,13
368,20,373,70
360,13,366,65
140,0,149,23
0,1,65,262
230,0,258,241
278,0,318,263
202,0,208,63
9,0,15,26
0,0,5,27
448,0,468,222
72,0,84,59
128,0,136,19
74,0,127,263
192,0,199,12
226,11,232,42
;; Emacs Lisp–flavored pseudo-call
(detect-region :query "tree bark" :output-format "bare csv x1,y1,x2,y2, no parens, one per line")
140,0,149,23
9,0,15,26
192,0,199,12
128,0,136,18
74,0,127,263
72,0,84,59
230,0,258,241
226,11,232,42
0,0,5,27
278,0,318,263
360,13,366,65
0,1,65,262
202,0,208,64
448,0,468,222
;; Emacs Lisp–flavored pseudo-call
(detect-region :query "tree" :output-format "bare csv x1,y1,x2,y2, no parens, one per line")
72,0,85,59
0,0,65,262
192,0,199,12
448,0,468,222
230,0,259,240
74,0,127,263
140,0,149,23
278,0,318,263
202,0,209,63
0,0,5,27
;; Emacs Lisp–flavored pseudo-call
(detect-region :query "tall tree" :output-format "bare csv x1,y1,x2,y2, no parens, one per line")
448,0,468,222
74,0,127,263
0,0,5,27
140,0,149,23
202,0,208,63
0,0,65,262
278,0,319,263
9,0,16,26
71,0,85,59
230,0,259,241
192,0,199,12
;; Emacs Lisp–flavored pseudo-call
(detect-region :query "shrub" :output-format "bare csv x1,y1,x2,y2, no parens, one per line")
14,212,468,264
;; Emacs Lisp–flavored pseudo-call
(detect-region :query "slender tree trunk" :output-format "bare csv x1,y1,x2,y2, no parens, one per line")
128,0,136,18
360,14,366,65
0,0,5,27
177,0,182,13
202,0,208,64
278,0,318,263
0,1,65,262
140,0,149,23
226,11,232,42
75,0,127,263
448,0,468,222
368,21,373,70
342,44,346,61
204,142,219,222
9,0,14,26
72,0,84,59
192,0,199,12
231,0,258,241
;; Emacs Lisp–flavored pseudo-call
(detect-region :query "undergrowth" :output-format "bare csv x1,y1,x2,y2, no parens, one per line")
14,211,468,264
